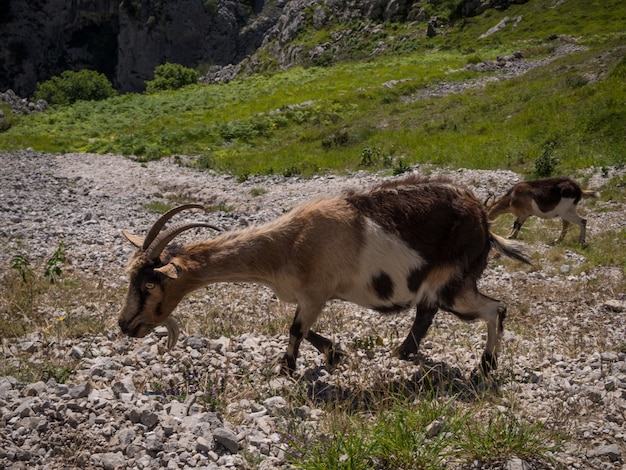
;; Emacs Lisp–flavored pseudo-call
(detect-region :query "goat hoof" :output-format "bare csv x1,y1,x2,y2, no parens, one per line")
480,352,498,374
280,355,297,376
325,347,344,367
393,345,415,361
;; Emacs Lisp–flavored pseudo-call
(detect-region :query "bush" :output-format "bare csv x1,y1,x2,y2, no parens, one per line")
34,70,117,106
534,141,560,177
0,105,13,131
145,63,199,93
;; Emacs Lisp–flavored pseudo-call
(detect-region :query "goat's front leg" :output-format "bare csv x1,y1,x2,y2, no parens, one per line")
306,330,344,367
282,302,326,374
508,218,524,239
393,304,437,360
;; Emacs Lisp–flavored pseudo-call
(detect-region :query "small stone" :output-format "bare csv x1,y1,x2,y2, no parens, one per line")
91,452,126,470
506,457,533,470
263,396,287,415
196,436,214,453
425,417,444,437
116,428,136,447
69,346,85,359
145,432,163,452
604,299,625,312
589,443,622,461
22,381,46,397
140,409,159,428
68,382,91,399
214,427,239,453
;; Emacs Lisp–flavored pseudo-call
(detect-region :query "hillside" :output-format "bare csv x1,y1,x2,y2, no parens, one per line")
1,0,625,179
0,0,530,96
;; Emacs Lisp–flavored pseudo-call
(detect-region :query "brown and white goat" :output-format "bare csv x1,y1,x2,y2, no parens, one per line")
118,176,531,374
486,177,600,244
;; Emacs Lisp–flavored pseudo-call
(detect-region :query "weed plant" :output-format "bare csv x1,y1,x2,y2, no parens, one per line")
0,243,109,382
280,392,561,469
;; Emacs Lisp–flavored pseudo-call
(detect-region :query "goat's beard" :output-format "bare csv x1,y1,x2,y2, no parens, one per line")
162,316,181,350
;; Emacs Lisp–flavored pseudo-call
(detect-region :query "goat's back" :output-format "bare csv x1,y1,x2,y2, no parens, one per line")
345,175,490,267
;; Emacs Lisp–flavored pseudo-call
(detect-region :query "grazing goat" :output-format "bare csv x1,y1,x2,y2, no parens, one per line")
118,176,531,374
486,177,600,244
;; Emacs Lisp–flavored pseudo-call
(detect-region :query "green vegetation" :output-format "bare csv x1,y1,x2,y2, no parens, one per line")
33,69,117,105
282,397,561,469
0,242,107,383
0,0,623,179
145,63,200,93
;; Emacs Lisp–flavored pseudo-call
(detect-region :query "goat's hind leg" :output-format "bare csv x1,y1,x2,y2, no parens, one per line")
445,286,505,374
560,208,587,243
393,303,437,360
556,220,570,243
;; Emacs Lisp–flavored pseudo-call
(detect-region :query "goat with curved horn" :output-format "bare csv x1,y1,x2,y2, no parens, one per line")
119,204,221,345
118,176,531,375
142,203,206,250
145,222,222,261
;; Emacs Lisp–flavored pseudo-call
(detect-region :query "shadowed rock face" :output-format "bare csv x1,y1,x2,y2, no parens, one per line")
0,0,264,95
0,0,526,96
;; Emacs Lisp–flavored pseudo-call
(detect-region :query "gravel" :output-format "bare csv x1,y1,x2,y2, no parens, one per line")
1,149,625,469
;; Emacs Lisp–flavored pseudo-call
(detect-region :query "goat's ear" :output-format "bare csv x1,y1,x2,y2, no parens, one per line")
154,263,180,279
122,231,144,248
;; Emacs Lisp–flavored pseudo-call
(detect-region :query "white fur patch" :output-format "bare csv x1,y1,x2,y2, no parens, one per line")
337,218,425,308
530,197,577,219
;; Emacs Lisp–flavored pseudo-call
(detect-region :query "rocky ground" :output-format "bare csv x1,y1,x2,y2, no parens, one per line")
0,149,625,470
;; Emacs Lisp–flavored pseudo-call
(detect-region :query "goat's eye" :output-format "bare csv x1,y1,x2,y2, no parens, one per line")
145,282,155,290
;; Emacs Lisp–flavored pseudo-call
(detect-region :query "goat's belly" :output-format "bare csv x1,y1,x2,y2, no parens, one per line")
338,283,419,313
531,198,576,219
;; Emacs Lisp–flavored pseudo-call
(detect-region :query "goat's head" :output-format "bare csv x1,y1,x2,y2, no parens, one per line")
117,204,218,349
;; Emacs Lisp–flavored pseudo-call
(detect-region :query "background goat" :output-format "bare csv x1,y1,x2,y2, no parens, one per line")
118,175,530,375
487,177,600,244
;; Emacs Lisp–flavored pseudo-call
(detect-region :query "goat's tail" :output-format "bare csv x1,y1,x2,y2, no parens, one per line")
582,189,600,199
489,232,532,265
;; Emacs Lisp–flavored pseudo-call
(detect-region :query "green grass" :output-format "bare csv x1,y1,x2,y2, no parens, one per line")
1,0,625,180
282,395,561,469
0,248,111,384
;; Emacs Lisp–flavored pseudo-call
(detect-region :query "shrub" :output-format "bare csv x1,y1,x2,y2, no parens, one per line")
34,70,117,105
203,0,219,15
0,104,13,131
145,63,200,93
534,141,560,178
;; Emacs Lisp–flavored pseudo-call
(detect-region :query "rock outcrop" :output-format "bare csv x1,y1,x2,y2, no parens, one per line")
0,0,528,96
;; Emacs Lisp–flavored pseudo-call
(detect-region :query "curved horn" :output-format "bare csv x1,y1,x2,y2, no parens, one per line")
145,222,222,260
142,204,206,251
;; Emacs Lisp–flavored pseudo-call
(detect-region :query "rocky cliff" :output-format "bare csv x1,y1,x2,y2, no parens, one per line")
0,0,526,96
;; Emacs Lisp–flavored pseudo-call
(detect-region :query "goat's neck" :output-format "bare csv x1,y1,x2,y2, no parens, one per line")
176,225,288,288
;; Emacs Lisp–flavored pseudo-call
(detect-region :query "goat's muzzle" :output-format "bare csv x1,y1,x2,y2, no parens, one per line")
118,318,128,333
118,318,140,337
